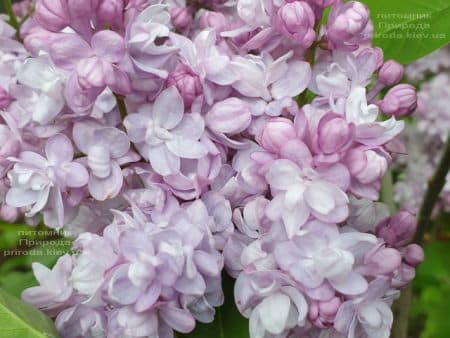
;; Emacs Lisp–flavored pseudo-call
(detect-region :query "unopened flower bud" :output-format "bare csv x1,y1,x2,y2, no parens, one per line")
327,1,372,51
364,246,402,275
97,0,124,28
318,116,353,154
170,7,193,31
24,27,60,55
260,118,296,153
167,66,202,108
359,47,384,69
0,205,19,223
309,297,341,328
392,262,415,288
13,0,33,17
275,1,316,48
346,147,388,185
380,84,417,117
205,98,252,135
200,11,228,30
379,60,404,86
35,0,70,32
376,209,417,247
403,244,424,267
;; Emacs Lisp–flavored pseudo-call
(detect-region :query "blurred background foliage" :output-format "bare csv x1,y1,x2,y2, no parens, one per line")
409,213,450,338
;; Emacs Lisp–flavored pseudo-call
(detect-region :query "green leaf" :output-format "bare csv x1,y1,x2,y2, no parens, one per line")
0,235,73,275
179,274,249,338
0,272,37,298
0,231,73,297
0,223,33,250
0,287,60,338
364,0,450,64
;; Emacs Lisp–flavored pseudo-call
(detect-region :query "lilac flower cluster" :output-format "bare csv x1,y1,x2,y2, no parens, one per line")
0,0,424,336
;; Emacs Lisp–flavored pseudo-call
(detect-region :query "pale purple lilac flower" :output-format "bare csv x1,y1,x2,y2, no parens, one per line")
124,86,208,176
6,134,88,227
23,194,227,338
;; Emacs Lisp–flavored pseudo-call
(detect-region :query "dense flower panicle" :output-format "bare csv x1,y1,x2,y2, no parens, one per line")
0,0,424,337
23,193,227,337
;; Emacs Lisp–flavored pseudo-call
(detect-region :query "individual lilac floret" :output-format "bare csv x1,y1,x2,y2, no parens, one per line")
6,134,88,227
127,5,179,79
22,254,74,316
49,30,130,113
16,55,66,124
22,194,227,338
266,159,349,238
73,121,137,201
234,271,308,338
334,278,394,338
124,86,208,176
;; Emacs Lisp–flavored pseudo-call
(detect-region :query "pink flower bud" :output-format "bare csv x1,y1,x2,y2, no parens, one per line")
260,118,297,153
167,66,202,108
170,7,193,31
35,0,70,32
359,47,384,69
376,210,417,247
97,0,124,28
275,1,316,48
346,147,388,184
200,11,228,30
392,262,415,288
364,246,402,275
403,244,424,267
0,205,19,223
379,60,404,86
0,88,12,110
309,297,341,328
76,57,108,89
318,116,353,154
326,1,372,51
205,98,252,135
24,27,60,55
380,84,417,117
13,0,33,17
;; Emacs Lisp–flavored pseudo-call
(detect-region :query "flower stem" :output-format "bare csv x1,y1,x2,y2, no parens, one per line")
381,169,397,214
115,95,128,120
414,135,450,245
4,0,19,30
391,285,412,338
